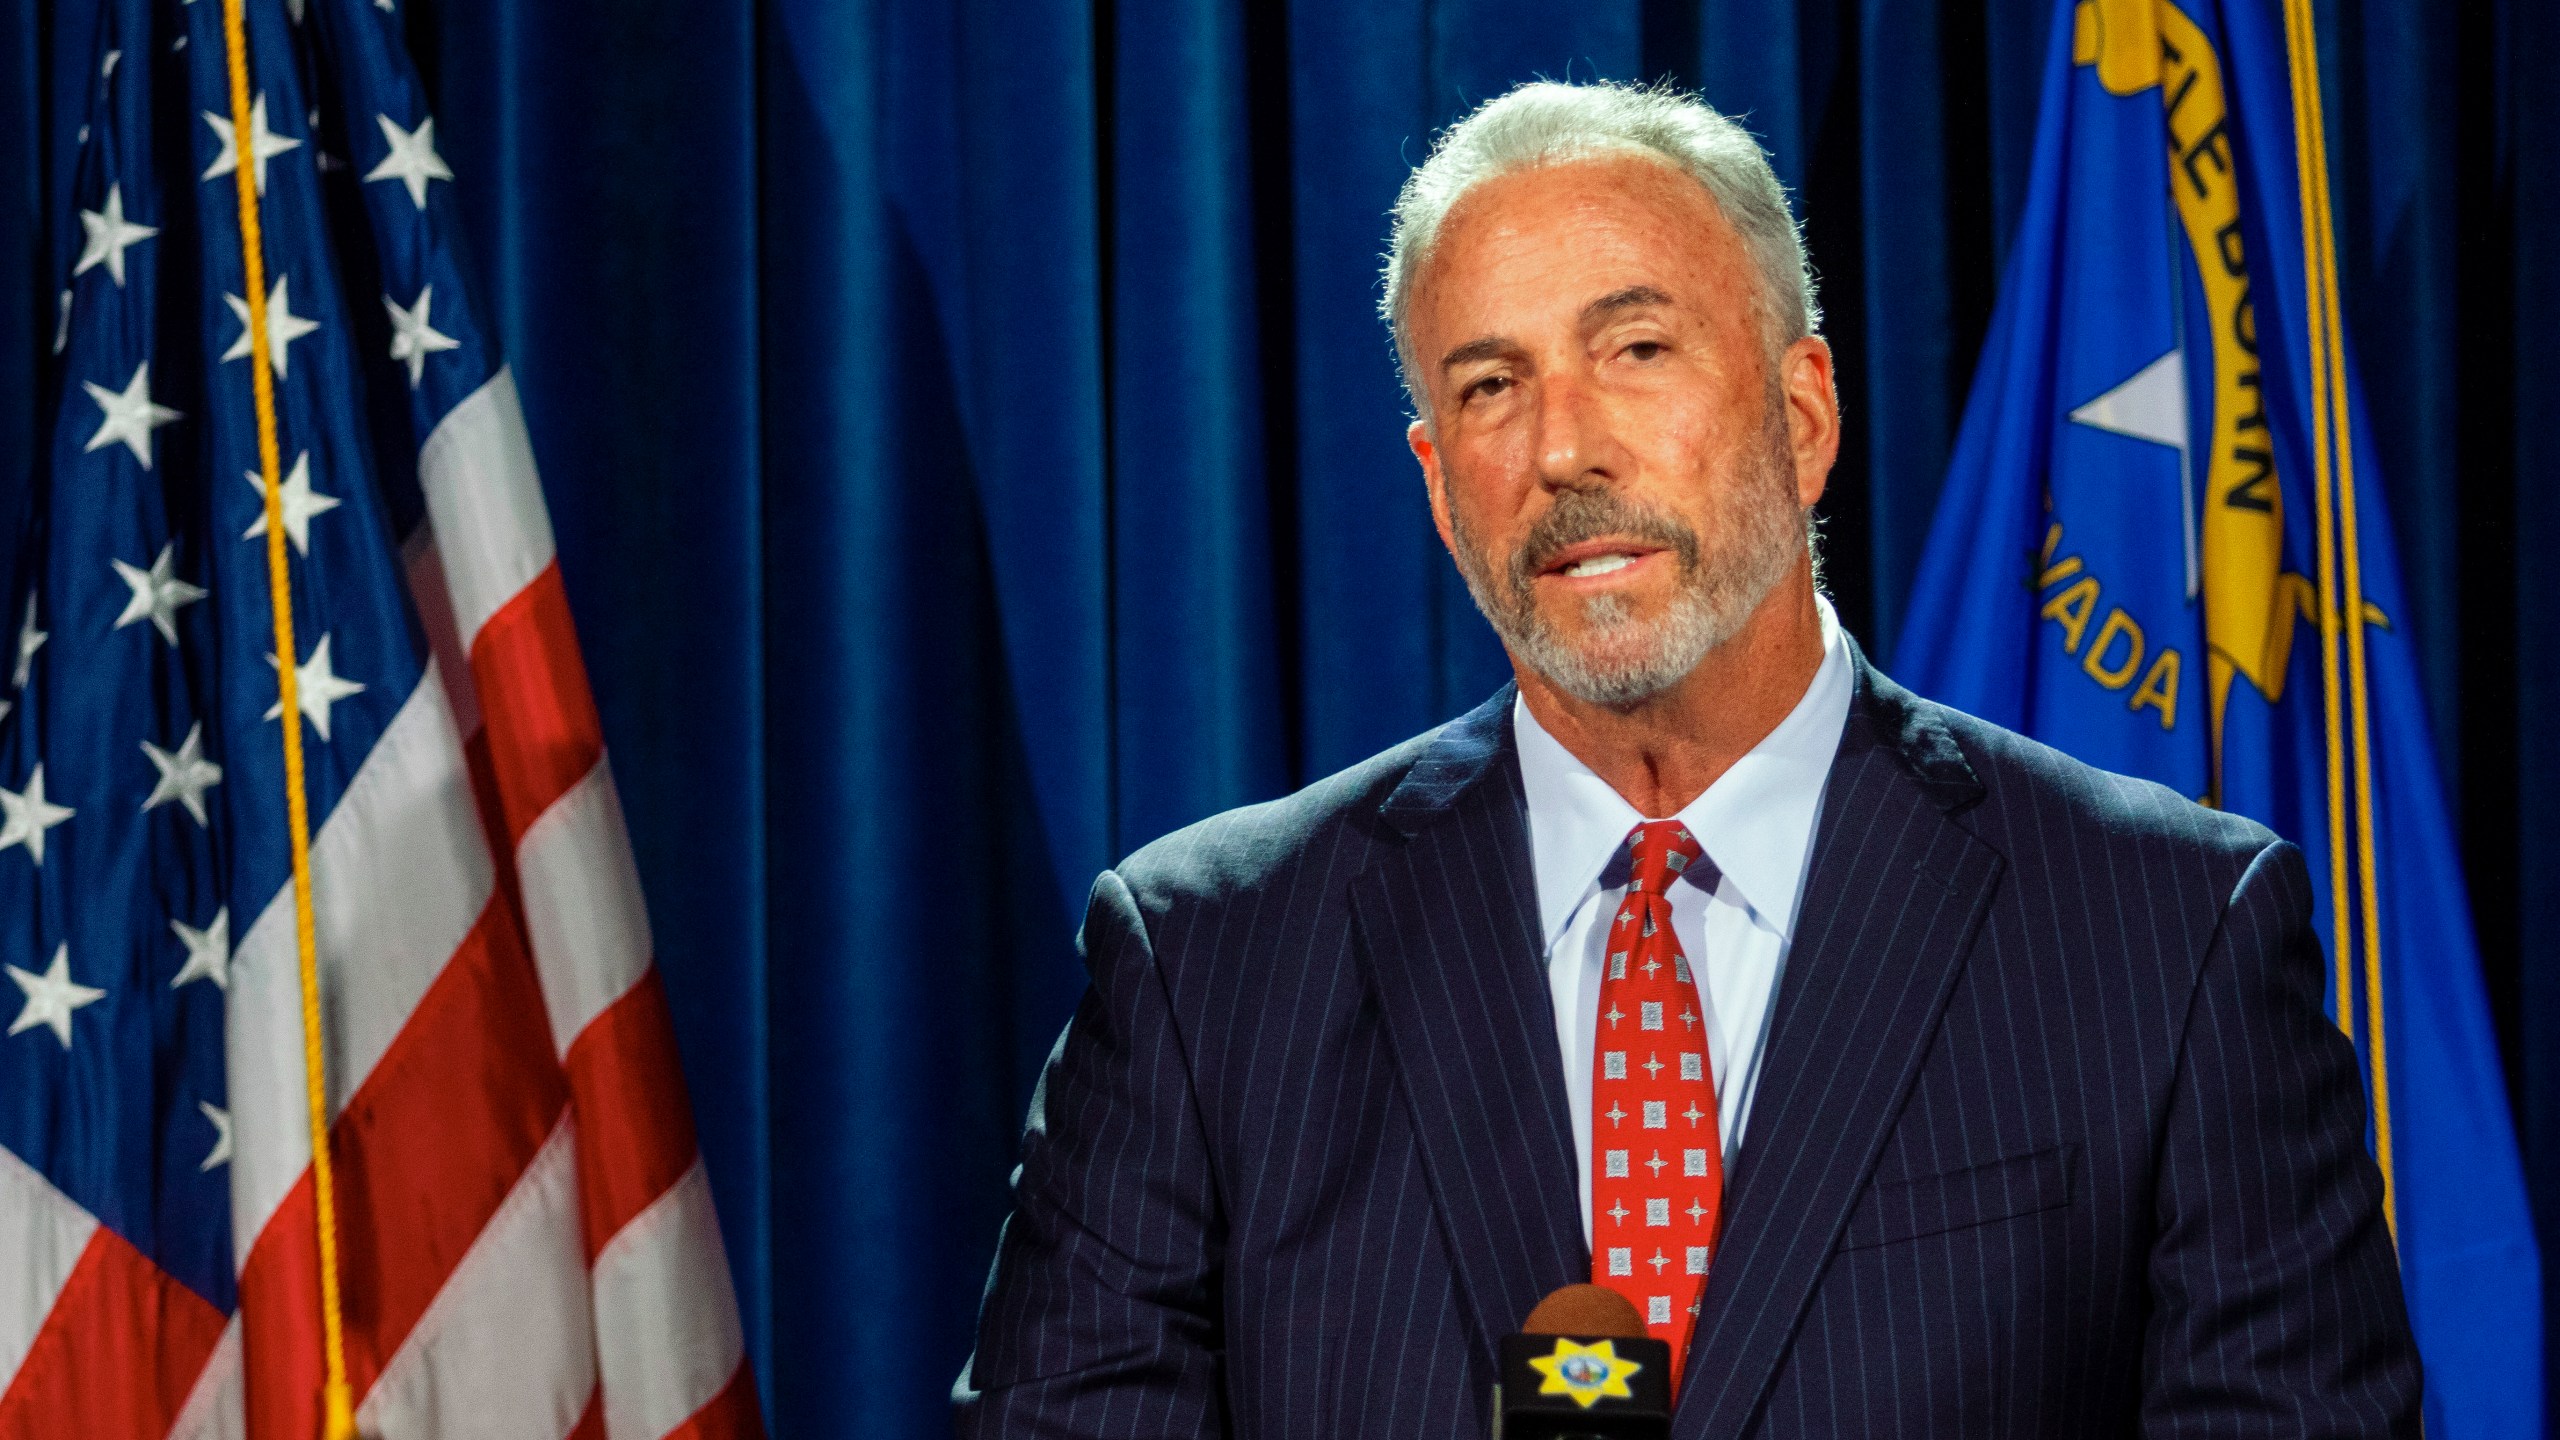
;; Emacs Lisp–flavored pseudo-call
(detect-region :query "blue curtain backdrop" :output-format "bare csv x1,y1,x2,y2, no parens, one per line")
4,0,2555,1432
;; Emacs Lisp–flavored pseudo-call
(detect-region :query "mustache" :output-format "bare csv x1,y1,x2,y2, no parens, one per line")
1507,489,1704,589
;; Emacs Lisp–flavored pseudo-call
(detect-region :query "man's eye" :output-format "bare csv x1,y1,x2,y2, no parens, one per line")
1626,341,1665,362
1467,375,1513,401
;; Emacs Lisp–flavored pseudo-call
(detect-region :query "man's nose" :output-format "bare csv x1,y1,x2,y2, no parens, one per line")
1532,369,1611,491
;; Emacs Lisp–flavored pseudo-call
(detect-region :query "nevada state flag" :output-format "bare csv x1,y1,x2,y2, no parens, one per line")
1896,1,2539,1433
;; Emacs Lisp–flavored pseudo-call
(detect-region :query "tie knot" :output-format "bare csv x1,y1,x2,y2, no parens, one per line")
1624,820,1703,895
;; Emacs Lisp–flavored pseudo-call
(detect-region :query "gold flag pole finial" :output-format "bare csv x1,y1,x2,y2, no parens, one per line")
213,1,360,1433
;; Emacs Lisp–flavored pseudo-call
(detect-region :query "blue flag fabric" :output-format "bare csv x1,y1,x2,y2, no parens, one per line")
1896,2,2540,1430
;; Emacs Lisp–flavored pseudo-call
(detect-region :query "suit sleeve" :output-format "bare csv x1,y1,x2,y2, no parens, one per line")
2139,839,2423,1436
953,869,1228,1439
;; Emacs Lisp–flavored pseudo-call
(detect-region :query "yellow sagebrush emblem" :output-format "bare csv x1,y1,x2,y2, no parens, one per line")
1526,1338,1643,1410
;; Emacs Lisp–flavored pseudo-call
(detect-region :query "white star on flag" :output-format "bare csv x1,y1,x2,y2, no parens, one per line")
2070,349,2188,452
242,452,339,555
12,598,45,689
365,113,453,209
171,908,232,991
197,1102,233,1171
223,274,321,378
82,360,183,469
74,183,158,287
201,92,302,194
6,945,104,1050
0,764,74,866
265,633,367,741
54,289,71,354
384,285,461,387
142,723,224,827
111,542,208,646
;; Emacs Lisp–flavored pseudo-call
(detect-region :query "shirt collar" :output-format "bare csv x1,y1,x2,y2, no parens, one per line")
1513,595,1855,949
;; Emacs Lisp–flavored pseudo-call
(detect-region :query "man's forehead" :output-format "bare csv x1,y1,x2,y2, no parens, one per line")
1438,154,1728,257
1581,284,1680,321
1418,161,1743,323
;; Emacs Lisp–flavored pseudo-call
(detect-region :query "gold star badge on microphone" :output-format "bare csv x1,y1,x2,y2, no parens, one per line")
1525,1337,1643,1410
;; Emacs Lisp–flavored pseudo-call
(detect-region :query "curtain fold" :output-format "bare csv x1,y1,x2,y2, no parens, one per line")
4,0,2552,1429
2486,0,2560,1403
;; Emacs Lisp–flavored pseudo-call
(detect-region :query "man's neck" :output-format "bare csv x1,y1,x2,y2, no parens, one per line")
1514,566,1829,818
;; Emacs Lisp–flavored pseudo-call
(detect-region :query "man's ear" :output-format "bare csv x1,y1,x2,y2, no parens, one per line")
1781,336,1841,510
1410,418,1460,559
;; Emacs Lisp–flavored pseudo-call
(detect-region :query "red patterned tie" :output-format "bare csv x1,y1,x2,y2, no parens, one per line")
1589,820,1722,1394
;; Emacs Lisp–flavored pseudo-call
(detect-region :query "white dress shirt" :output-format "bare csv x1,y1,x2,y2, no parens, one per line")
1514,597,1854,1247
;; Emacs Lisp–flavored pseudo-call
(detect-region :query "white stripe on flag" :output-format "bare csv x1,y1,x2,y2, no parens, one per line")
417,366,557,651
164,1316,243,1440
593,1161,747,1440
519,758,654,1056
227,668,494,1263
358,1119,595,1440
0,1147,98,1400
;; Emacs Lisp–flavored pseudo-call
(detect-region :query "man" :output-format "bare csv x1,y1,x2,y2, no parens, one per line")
955,81,2418,1437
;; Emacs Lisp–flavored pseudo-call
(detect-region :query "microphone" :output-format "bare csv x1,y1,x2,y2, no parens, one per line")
1492,1285,1673,1439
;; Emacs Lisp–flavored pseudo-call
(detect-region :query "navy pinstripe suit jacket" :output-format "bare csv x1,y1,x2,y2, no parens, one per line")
956,652,2421,1437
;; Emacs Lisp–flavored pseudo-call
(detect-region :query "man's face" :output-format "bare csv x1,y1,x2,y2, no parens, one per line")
1405,154,1835,707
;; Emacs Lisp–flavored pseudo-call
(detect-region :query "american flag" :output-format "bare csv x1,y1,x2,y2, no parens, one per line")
1,1,761,1437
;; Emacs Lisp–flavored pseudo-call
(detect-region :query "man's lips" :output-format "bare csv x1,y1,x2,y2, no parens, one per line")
1536,540,1669,581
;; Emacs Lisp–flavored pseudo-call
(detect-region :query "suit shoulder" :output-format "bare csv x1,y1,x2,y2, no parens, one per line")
1922,698,2278,867
1106,725,1441,921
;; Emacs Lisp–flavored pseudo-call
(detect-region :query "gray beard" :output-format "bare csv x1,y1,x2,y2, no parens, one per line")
1449,415,1804,709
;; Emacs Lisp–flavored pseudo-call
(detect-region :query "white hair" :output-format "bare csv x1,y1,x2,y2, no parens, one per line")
1381,80,1821,420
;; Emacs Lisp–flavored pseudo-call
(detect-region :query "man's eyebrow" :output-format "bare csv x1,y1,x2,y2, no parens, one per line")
1438,335,1514,373
1581,285,1675,326
1435,287,1676,373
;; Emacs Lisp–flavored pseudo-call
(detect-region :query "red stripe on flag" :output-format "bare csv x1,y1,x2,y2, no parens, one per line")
237,895,567,1436
567,969,701,1259
662,1363,765,1440
470,562,605,845
0,1228,224,1440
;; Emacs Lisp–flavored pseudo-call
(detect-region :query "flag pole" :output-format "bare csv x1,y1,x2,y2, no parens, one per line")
213,2,360,1433
2280,0,2397,1239
2276,0,2355,1063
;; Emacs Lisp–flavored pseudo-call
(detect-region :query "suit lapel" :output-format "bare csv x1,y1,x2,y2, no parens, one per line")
1676,650,2006,1440
1350,687,1587,1363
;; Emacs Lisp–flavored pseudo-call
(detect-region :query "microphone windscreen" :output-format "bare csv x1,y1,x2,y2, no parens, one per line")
1498,1287,1672,1437
1521,1284,1647,1340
